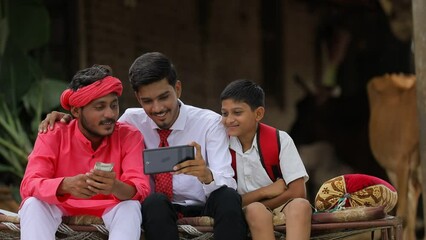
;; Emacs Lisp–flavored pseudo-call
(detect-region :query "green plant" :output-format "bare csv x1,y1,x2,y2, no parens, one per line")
0,0,68,183
0,99,32,178
0,79,67,179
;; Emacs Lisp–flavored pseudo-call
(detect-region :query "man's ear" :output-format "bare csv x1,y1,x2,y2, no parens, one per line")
175,80,182,99
70,106,80,119
255,106,265,122
134,91,143,107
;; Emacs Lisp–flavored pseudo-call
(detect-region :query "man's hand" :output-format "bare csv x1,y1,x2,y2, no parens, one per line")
173,142,214,184
86,169,136,200
38,111,72,133
85,169,116,195
58,174,97,199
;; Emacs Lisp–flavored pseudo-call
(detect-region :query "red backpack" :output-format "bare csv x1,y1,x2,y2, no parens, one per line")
230,123,282,182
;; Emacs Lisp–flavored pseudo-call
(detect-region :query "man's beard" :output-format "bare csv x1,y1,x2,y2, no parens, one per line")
80,115,116,138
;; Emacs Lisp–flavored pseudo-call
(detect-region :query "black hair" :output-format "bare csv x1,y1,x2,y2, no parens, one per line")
220,79,265,110
69,65,113,91
128,52,177,91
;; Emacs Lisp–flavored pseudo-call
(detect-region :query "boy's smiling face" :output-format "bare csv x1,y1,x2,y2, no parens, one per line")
221,99,264,141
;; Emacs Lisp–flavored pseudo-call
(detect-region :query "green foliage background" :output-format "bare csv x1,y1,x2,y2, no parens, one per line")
0,0,68,193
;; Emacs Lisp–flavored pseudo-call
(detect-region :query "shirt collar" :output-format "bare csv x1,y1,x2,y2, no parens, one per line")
229,134,259,154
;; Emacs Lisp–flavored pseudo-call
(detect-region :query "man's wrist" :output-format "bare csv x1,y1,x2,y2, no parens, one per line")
201,169,214,184
57,177,68,196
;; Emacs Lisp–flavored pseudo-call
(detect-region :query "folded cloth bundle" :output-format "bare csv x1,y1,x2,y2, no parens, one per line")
314,174,398,214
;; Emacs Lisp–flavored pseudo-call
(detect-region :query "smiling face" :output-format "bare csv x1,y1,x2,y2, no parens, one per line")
221,99,264,142
72,93,119,142
135,78,181,129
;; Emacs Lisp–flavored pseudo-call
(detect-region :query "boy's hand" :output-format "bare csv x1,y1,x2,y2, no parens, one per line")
58,174,96,199
262,178,287,199
173,142,214,184
38,111,72,133
85,169,117,195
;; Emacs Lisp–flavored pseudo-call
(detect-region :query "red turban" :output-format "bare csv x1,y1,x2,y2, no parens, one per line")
60,76,123,110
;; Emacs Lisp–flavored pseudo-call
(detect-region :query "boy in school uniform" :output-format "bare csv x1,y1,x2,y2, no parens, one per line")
220,79,312,240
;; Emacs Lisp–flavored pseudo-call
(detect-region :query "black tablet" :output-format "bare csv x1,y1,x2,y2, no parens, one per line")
143,145,195,174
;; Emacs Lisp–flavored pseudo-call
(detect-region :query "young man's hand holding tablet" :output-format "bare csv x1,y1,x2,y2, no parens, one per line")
143,145,195,174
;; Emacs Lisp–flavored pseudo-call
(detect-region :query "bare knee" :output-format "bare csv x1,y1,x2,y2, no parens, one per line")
284,198,312,221
283,198,312,240
245,202,272,229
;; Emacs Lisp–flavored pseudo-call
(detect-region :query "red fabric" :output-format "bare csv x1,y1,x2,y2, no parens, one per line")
256,123,281,181
314,174,398,213
154,129,173,200
344,174,397,193
230,123,281,182
60,76,123,110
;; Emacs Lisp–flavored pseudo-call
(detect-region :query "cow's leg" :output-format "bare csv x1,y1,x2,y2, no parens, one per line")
407,150,422,240
389,160,411,240
406,172,421,240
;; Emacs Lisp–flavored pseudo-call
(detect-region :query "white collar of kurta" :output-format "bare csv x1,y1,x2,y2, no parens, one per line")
229,134,259,154
147,99,187,131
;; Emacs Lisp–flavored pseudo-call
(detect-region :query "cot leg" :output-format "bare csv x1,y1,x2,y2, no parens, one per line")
395,223,403,240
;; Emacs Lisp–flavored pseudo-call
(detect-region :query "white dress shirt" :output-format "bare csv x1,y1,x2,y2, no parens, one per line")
229,130,309,195
119,100,237,205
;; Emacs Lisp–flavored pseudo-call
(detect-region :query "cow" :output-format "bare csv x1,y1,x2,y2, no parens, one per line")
367,73,422,240
290,75,389,202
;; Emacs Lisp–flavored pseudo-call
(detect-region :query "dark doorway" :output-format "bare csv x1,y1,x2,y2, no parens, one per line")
261,0,284,108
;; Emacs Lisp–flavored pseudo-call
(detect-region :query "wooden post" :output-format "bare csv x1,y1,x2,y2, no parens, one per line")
78,0,87,69
412,0,426,237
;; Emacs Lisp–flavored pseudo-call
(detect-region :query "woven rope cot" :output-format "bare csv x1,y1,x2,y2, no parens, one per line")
0,211,402,240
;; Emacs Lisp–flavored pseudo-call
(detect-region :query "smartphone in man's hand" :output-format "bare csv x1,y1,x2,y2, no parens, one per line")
143,145,195,174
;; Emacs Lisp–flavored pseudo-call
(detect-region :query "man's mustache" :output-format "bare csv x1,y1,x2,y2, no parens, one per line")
99,118,116,125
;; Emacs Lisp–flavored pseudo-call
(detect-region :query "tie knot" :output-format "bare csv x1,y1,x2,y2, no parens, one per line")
157,129,172,147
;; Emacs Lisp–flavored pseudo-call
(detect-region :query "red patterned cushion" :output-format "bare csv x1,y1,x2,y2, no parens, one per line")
314,174,398,213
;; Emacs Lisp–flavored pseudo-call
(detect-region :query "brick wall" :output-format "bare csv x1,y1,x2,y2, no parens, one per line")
79,0,317,131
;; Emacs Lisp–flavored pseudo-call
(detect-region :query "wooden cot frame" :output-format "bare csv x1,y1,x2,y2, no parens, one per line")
0,215,402,240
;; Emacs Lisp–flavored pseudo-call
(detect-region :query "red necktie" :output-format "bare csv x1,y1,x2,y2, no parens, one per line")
154,129,173,200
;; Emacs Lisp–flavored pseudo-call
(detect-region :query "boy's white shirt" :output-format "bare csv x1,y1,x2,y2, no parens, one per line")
229,130,309,195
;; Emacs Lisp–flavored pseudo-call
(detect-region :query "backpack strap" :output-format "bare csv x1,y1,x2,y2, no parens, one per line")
230,149,237,180
257,123,282,181
229,123,282,182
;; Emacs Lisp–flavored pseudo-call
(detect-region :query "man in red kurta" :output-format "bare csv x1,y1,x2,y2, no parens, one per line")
19,65,150,240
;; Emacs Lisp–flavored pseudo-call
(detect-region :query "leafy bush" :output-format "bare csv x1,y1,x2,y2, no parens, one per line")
0,0,68,187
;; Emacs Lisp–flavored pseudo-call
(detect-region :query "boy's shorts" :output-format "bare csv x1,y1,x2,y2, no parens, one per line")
269,198,294,226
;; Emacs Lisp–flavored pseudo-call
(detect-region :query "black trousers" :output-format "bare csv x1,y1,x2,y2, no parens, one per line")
142,186,248,240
